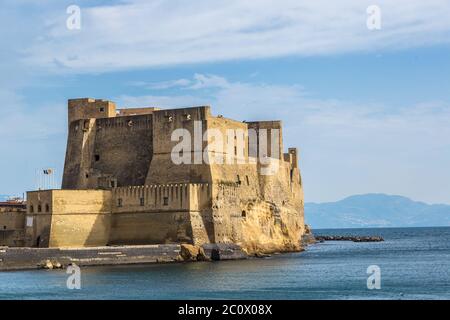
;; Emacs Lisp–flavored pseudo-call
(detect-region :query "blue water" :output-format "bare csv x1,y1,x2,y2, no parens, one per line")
0,227,449,300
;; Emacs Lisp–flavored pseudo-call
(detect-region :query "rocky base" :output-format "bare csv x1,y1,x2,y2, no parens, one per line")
202,243,247,261
301,234,317,246
0,243,253,271
300,224,317,246
0,240,313,271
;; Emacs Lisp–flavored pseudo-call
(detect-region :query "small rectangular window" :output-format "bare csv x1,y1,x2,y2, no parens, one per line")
117,198,123,207
95,155,100,161
140,197,145,206
163,197,169,206
26,217,33,227
99,107,105,112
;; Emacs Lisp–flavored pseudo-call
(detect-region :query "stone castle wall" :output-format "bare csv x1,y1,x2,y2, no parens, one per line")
0,203,26,247
62,111,154,189
25,184,213,248
26,190,111,248
22,98,306,253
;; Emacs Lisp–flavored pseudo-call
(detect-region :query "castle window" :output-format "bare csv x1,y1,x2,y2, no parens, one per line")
242,210,246,218
163,197,169,206
236,175,241,185
99,107,105,112
246,175,250,186
45,204,50,212
30,205,34,213
37,205,42,213
110,180,116,188
117,198,123,207
95,154,100,162
140,197,145,206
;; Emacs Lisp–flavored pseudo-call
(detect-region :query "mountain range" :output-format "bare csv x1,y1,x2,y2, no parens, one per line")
305,193,450,229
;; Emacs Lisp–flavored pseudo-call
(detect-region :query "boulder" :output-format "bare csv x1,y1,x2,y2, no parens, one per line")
180,244,201,261
44,260,53,269
196,247,210,261
202,243,247,261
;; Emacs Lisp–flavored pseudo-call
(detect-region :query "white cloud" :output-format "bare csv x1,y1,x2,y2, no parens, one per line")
117,74,450,203
20,0,450,72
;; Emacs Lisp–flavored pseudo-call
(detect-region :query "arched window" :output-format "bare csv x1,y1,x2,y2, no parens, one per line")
30,205,34,213
37,205,42,213
45,204,50,212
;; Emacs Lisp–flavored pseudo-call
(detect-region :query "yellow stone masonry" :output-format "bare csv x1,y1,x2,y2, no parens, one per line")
22,98,305,253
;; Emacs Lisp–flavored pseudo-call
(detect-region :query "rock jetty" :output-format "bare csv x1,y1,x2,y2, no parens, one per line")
314,235,384,242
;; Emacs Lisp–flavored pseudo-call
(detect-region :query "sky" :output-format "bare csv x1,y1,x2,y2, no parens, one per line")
1,0,450,204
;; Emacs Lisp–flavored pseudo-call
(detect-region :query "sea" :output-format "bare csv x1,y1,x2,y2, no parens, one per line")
0,227,449,300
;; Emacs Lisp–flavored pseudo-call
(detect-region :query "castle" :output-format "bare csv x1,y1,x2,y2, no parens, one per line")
22,98,306,253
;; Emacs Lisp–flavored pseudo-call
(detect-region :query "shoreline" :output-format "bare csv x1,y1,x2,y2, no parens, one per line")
0,243,254,272
0,233,387,272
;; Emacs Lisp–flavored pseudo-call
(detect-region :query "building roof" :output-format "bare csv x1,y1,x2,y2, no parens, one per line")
0,200,26,208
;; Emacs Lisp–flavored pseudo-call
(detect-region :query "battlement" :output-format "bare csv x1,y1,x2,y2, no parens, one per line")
246,120,282,128
117,107,161,116
152,105,211,124
95,114,153,130
68,98,117,124
112,183,211,211
68,99,213,125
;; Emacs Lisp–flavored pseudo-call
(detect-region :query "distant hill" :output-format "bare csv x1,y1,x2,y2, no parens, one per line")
305,194,450,229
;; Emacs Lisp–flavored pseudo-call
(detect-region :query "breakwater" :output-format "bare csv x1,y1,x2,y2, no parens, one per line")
314,235,384,242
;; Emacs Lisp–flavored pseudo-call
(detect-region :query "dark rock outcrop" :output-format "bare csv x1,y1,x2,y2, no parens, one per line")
201,243,247,261
314,235,384,242
180,244,210,262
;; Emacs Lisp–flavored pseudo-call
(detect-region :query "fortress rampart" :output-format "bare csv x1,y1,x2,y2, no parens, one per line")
22,98,305,254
